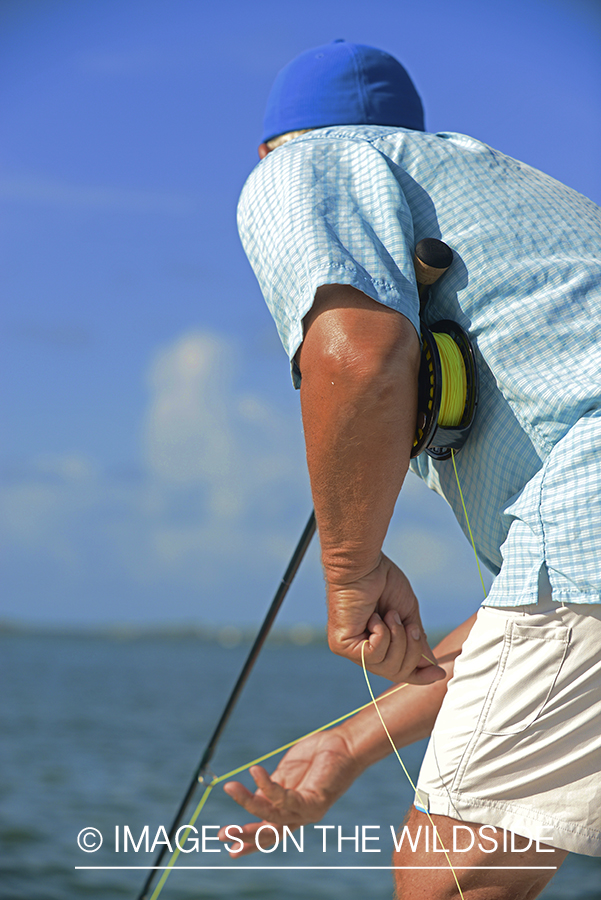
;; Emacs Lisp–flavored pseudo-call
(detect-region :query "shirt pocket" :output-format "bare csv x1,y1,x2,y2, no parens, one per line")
479,619,570,736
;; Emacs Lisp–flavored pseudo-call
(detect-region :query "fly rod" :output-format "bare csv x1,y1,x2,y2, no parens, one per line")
136,509,316,900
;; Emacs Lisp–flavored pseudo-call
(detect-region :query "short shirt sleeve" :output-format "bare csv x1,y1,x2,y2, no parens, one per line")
237,132,421,383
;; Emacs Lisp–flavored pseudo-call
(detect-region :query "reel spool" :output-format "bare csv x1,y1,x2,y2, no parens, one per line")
411,319,478,460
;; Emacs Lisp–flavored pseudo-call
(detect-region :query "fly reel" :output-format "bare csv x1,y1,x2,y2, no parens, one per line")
411,319,479,460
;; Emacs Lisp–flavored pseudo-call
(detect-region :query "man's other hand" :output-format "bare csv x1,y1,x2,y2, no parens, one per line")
218,729,360,856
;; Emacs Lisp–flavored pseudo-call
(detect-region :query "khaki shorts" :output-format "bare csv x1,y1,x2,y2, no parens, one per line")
415,576,601,856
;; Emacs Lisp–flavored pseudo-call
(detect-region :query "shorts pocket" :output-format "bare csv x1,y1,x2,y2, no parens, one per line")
480,620,570,736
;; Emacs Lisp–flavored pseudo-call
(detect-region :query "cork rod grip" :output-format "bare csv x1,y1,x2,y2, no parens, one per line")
413,238,454,298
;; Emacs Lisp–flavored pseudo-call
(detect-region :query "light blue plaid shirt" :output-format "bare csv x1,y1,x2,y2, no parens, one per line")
238,126,601,606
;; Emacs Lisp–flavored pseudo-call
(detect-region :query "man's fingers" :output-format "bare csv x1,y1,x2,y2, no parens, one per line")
358,615,445,683
222,778,285,823
329,611,388,662
417,635,440,667
219,769,302,858
222,768,304,825
363,611,390,659
222,780,254,806
396,615,427,676
360,609,399,665
249,765,290,809
337,611,404,670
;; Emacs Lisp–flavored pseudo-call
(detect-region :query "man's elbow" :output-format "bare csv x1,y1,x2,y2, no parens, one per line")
297,285,420,392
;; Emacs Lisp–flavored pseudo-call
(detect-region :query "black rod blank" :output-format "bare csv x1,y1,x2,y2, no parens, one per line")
137,510,317,900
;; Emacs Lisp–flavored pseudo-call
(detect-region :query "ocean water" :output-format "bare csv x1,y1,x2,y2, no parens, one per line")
0,632,599,900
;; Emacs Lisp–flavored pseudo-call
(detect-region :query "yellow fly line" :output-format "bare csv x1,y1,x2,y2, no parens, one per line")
451,448,488,599
433,331,467,427
150,451,485,900
360,641,465,900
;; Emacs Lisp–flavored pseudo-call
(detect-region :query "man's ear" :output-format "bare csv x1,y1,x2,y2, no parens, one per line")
258,143,271,159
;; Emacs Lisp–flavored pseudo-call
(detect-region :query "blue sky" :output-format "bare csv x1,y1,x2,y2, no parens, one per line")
1,0,600,628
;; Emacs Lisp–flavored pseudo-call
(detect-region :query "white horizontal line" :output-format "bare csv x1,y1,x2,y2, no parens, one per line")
75,866,558,871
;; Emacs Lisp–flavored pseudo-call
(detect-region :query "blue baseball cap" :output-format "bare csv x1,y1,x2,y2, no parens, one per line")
262,39,424,143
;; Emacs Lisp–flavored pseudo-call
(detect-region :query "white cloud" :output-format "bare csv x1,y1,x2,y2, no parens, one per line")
145,332,239,510
144,331,305,520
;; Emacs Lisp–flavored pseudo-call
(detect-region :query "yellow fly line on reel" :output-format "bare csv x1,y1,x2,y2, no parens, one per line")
411,320,479,461
432,331,467,427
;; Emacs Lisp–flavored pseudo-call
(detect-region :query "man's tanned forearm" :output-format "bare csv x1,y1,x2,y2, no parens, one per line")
298,283,421,584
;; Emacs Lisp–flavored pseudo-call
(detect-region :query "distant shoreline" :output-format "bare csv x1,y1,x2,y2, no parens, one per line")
0,619,329,646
